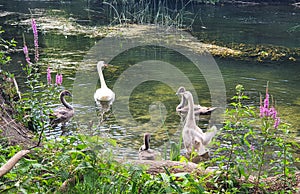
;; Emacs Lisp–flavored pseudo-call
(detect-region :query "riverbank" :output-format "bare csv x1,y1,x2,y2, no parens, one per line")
0,85,34,148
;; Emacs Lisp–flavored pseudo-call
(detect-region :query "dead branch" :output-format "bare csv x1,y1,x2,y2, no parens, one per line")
12,77,21,100
0,150,30,177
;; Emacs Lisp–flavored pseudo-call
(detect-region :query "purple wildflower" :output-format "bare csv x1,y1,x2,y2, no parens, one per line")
23,44,32,65
55,74,59,85
250,144,255,152
274,117,280,129
31,18,39,62
264,93,269,109
47,66,51,85
55,73,63,85
260,89,271,117
59,74,63,85
269,107,277,119
31,18,37,35
259,106,263,118
260,85,281,129
23,45,28,55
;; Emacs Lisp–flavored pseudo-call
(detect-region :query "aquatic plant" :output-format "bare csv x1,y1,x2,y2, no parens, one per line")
99,0,219,28
101,0,204,28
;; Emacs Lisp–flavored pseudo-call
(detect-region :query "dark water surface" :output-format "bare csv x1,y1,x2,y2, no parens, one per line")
0,0,299,159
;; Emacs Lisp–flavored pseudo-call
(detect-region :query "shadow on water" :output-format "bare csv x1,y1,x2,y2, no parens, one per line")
0,0,300,159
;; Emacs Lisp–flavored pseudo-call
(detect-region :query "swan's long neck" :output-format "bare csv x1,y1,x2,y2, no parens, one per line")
185,93,196,128
144,134,150,150
97,64,108,88
179,95,186,109
61,94,73,110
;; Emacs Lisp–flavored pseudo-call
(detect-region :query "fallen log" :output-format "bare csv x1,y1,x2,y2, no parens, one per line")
0,150,30,177
120,159,217,176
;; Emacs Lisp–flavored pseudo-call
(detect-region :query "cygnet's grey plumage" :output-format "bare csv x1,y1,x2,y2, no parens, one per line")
176,86,216,115
50,90,74,127
182,91,217,155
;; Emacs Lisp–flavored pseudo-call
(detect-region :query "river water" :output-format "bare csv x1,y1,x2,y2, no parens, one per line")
0,0,299,159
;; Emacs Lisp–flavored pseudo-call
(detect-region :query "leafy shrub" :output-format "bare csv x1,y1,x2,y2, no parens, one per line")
209,84,299,193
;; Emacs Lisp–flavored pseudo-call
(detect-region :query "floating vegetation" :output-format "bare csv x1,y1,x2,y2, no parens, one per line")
15,9,117,38
235,43,299,62
192,32,300,62
17,9,298,63
16,9,241,60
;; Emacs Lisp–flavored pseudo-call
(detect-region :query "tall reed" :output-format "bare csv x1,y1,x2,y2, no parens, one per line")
101,0,200,28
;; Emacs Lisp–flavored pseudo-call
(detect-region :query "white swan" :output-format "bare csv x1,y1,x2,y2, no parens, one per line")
182,90,217,155
139,133,161,160
94,61,115,110
176,86,216,115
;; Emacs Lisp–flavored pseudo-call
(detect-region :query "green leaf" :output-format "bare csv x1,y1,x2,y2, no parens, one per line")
160,173,170,183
